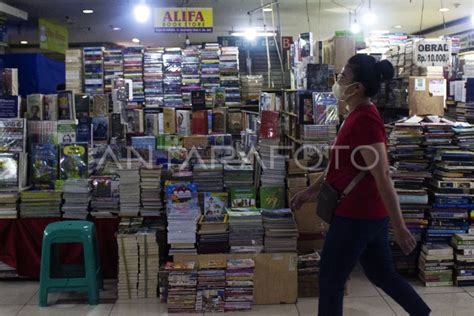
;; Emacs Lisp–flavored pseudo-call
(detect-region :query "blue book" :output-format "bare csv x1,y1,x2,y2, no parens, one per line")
0,96,20,118
76,118,92,143
427,229,467,234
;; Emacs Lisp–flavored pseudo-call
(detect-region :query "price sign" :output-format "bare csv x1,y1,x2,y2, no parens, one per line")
414,39,451,67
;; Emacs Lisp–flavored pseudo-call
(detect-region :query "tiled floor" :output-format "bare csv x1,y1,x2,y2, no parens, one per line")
2,270,474,316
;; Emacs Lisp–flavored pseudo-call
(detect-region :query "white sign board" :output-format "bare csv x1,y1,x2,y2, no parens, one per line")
414,39,452,67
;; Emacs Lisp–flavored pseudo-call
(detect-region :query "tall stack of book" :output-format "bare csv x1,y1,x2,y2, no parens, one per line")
140,165,163,217
123,47,145,107
137,231,159,298
90,175,119,218
298,252,321,297
422,122,456,160
61,179,91,219
0,193,18,219
418,244,454,287
103,49,123,94
451,234,474,286
198,214,229,254
262,208,298,253
193,162,224,192
181,47,201,106
166,184,201,255
388,121,430,275
223,163,254,191
196,260,226,312
259,138,287,186
143,48,164,107
163,48,183,107
83,47,104,95
19,191,62,218
118,161,141,217
65,49,83,93
224,259,255,312
165,261,198,313
453,125,474,151
117,232,139,300
220,46,241,106
302,125,337,142
228,208,263,253
200,43,221,106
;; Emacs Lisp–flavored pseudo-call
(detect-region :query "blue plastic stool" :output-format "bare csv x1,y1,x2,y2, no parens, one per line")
39,220,102,307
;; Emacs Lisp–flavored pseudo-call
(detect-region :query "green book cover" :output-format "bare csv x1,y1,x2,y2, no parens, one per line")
156,134,183,148
230,187,256,208
260,186,285,209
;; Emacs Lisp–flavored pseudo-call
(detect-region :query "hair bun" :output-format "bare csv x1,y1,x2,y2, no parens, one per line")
376,60,394,81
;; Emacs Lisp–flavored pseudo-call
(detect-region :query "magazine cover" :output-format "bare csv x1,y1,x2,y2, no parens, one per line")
204,192,228,216
43,94,58,121
92,116,109,141
260,186,285,209
57,120,77,144
0,96,21,119
74,94,90,119
0,118,26,152
0,152,19,190
76,117,92,143
60,143,88,180
31,144,58,189
176,110,191,136
91,94,109,116
58,90,75,120
230,187,256,208
26,94,43,121
166,183,199,209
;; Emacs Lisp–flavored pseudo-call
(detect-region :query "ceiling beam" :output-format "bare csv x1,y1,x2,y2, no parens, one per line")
412,16,470,36
0,3,28,20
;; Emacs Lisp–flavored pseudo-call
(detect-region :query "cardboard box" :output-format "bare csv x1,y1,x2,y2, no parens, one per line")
408,76,445,116
287,176,308,188
174,253,298,305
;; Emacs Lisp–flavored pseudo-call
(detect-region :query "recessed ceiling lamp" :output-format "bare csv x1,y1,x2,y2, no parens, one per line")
20,40,28,44
132,38,140,43
134,2,150,23
263,7,273,12
112,27,121,31
439,7,450,12
351,22,361,34
363,0,376,25
394,25,403,29
82,9,94,14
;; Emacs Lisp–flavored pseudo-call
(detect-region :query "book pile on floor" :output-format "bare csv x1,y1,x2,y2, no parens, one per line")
140,166,163,217
224,258,255,311
262,208,298,252
137,231,159,298
19,191,62,218
223,163,254,191
103,48,123,94
453,125,474,151
298,252,320,297
220,46,241,106
123,47,145,107
0,193,18,219
193,162,224,192
143,48,164,107
83,47,104,95
452,234,474,286
163,48,183,107
418,243,454,287
90,175,119,218
181,47,201,106
61,178,91,219
196,260,226,312
165,261,198,313
198,214,229,254
228,208,263,253
259,138,287,186
422,122,456,159
166,184,200,255
118,162,141,217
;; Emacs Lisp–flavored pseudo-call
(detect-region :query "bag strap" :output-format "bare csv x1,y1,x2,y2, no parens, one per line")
341,171,367,198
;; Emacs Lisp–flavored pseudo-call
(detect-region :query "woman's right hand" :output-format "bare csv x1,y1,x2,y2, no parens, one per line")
291,188,313,210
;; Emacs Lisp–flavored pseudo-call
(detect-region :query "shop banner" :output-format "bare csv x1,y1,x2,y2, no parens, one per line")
414,39,451,67
154,7,213,33
39,18,68,54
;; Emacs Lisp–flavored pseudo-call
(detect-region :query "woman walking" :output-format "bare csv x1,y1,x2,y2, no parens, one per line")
292,54,431,316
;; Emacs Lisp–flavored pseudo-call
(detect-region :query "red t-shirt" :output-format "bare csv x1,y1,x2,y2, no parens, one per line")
325,103,388,220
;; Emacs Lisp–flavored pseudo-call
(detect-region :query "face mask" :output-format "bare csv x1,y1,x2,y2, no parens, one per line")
332,82,358,102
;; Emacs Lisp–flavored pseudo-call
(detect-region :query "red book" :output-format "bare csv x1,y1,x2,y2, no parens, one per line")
259,110,280,139
191,110,208,135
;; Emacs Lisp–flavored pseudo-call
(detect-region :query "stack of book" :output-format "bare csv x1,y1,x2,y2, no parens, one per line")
118,161,141,217
466,103,474,123
19,191,62,218
193,162,224,192
196,260,226,312
181,47,201,106
198,214,229,254
298,252,321,297
163,47,183,107
90,175,119,218
61,179,91,219
65,49,83,93
220,46,241,106
451,234,474,286
137,231,160,298
453,125,474,151
422,122,456,160
103,48,123,94
0,193,18,219
83,47,104,95
165,261,198,313
302,125,337,142
140,165,163,217
117,232,139,300
259,139,287,186
228,208,263,253
200,43,221,106
262,208,298,253
143,48,164,107
223,163,254,191
418,243,454,287
166,184,201,255
224,258,255,312
240,75,263,102
123,47,145,107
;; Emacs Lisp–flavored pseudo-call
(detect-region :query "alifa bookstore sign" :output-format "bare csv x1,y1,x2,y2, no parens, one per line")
414,38,452,67
154,7,213,33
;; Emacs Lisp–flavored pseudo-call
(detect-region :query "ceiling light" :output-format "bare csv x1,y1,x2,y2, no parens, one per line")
394,25,403,29
439,7,450,12
263,7,273,12
363,12,376,25
231,30,276,39
134,4,150,23
351,23,361,34
132,38,140,43
82,9,94,14
20,40,28,45
112,27,121,31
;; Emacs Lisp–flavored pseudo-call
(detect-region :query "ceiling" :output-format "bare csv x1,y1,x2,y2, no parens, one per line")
4,0,474,47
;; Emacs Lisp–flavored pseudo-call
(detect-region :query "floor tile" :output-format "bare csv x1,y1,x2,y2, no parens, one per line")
205,304,298,316
0,280,38,305
297,297,395,316
376,278,465,296
384,292,474,316
17,304,113,316
110,303,201,316
0,305,23,316
347,270,381,298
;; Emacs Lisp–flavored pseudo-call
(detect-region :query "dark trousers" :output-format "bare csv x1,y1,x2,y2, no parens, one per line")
318,216,431,316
